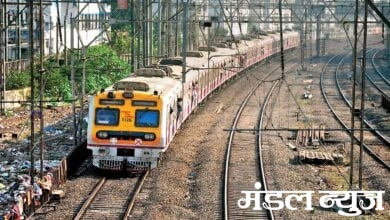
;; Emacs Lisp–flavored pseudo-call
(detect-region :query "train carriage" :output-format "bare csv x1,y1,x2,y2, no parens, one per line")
87,31,300,172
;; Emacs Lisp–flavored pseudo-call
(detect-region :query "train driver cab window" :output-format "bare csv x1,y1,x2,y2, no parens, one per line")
135,110,159,127
95,108,119,125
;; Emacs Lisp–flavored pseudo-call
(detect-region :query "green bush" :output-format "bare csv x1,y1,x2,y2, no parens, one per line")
6,70,30,90
84,44,131,93
44,66,72,101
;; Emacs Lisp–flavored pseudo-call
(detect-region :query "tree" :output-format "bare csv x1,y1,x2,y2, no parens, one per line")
6,44,132,101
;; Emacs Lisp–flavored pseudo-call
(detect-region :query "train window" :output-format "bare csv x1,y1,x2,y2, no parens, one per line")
95,108,119,125
135,110,159,127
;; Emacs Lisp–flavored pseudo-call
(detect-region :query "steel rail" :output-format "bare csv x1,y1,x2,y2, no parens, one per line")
123,170,149,219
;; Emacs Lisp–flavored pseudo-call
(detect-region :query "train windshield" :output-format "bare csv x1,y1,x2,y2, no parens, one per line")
135,110,159,127
95,108,119,125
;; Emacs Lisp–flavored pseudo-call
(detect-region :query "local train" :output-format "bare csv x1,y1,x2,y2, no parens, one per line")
87,31,299,172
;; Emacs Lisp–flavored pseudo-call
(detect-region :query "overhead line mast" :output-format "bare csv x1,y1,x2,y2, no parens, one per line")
28,0,35,184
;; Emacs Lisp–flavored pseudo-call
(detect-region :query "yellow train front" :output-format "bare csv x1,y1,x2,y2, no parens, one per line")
86,75,179,172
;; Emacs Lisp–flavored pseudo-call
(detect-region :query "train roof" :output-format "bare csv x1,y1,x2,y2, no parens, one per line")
159,37,265,80
102,31,298,96
105,75,180,97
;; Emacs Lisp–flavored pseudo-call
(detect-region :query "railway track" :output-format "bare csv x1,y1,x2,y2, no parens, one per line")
366,49,390,140
368,49,390,99
223,76,277,219
73,171,148,219
222,59,299,219
320,53,390,171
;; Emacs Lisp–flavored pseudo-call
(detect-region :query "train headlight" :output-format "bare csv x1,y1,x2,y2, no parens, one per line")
97,131,109,139
122,91,134,99
144,133,155,141
107,91,115,98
